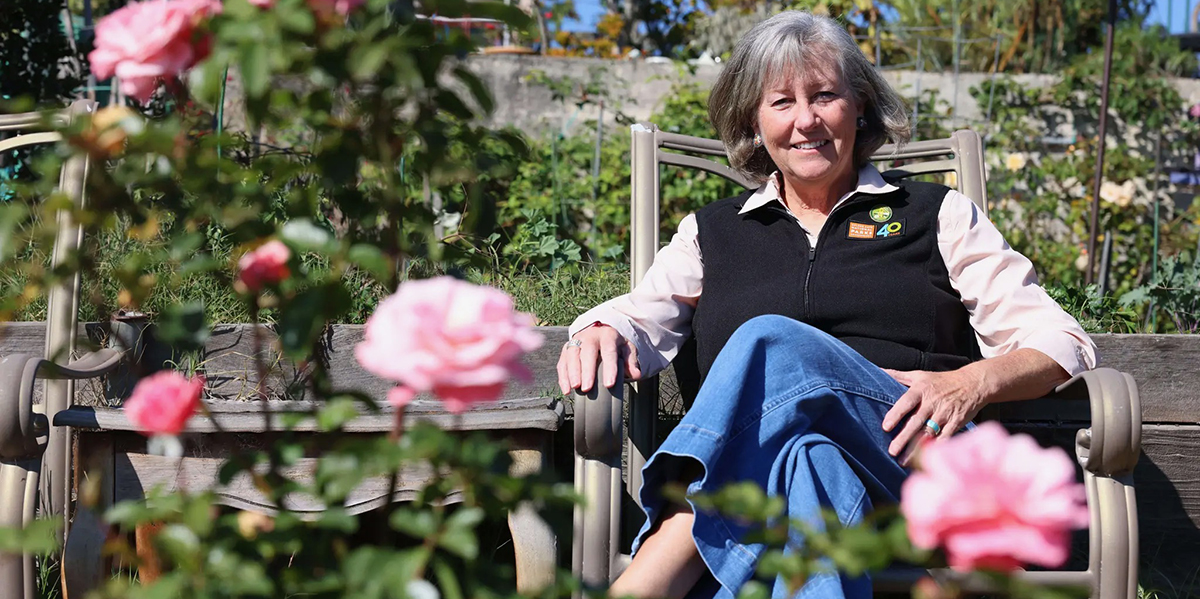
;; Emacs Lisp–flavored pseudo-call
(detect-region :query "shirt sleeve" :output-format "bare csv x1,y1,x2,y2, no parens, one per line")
937,190,1098,376
568,214,703,378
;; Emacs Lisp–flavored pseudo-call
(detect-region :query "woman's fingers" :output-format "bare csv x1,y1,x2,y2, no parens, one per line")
556,352,571,395
600,337,621,388
578,336,600,393
889,401,934,457
624,339,642,381
882,385,921,432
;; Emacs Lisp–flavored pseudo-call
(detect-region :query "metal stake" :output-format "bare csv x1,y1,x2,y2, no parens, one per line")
1086,0,1119,285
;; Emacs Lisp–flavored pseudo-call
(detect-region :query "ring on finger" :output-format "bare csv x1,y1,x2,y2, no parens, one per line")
923,418,942,436
563,339,583,349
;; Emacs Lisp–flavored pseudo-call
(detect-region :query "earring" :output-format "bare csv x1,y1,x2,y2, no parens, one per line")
752,133,763,148
856,116,868,129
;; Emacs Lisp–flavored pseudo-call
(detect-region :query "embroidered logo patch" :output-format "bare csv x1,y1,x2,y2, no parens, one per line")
869,205,893,223
848,219,906,240
848,222,876,239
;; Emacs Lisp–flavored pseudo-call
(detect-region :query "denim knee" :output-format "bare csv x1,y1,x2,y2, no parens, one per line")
728,315,831,349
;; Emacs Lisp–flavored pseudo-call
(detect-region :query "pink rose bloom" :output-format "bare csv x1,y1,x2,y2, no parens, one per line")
237,240,291,293
1190,103,1200,119
88,0,221,104
308,0,365,17
125,370,205,436
355,277,544,413
901,421,1089,572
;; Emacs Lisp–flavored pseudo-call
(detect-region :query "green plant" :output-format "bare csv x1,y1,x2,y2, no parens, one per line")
1045,284,1139,334
1121,254,1200,334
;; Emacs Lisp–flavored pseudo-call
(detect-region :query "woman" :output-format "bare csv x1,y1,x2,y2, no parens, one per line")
556,11,1096,599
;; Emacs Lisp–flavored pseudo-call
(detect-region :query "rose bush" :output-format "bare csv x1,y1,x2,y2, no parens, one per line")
0,1,1106,597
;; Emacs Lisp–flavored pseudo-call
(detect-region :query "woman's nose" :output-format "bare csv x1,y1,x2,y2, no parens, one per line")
793,105,819,130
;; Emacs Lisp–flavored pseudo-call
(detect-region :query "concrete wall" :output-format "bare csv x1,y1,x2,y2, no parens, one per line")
464,54,1200,139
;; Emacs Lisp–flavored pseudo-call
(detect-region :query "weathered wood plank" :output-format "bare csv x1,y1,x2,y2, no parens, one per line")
1092,334,1200,425
55,399,565,433
114,452,454,517
5,322,1200,423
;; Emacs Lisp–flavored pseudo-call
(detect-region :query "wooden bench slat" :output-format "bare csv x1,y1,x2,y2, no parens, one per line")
115,452,457,517
56,398,565,433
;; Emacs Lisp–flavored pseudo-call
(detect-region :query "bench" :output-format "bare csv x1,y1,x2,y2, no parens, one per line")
568,124,1142,599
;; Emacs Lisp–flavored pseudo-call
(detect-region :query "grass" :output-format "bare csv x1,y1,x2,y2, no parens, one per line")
2,221,631,328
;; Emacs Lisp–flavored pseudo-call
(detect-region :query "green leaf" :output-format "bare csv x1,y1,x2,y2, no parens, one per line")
348,244,391,281
280,219,336,253
445,506,484,531
317,507,358,533
431,558,463,599
452,67,494,115
437,527,478,560
240,42,271,99
351,43,391,82
0,519,61,555
390,507,437,539
317,397,362,431
0,204,29,262
736,581,770,599
276,3,315,33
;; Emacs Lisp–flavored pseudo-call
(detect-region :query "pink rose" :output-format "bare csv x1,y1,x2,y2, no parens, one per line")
125,370,205,436
237,240,291,293
901,422,1089,572
1191,103,1200,119
88,0,221,104
307,0,365,17
355,277,544,413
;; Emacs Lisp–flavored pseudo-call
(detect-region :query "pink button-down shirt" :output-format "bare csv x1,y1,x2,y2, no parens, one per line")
569,165,1098,378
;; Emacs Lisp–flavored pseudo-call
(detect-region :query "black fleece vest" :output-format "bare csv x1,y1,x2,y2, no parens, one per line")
686,179,981,385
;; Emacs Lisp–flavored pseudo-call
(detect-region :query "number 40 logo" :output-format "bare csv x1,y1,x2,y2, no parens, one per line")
875,221,903,238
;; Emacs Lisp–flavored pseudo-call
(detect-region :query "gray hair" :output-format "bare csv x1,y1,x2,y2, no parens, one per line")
708,11,911,183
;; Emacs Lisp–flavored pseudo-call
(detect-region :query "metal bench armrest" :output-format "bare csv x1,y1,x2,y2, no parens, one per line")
0,350,127,460
1053,368,1141,478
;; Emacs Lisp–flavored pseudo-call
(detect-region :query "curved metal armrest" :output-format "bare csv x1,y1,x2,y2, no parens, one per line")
0,349,127,460
1053,368,1141,478
573,363,626,461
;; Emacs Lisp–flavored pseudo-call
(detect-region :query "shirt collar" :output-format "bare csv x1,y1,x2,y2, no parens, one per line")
737,164,899,215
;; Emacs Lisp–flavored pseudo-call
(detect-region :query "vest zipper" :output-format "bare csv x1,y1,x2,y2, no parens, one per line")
803,246,815,318
801,193,872,319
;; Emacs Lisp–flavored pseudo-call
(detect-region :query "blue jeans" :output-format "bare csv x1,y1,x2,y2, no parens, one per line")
632,315,911,599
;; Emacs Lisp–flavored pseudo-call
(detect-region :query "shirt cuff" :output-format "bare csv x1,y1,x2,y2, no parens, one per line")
1014,329,1098,377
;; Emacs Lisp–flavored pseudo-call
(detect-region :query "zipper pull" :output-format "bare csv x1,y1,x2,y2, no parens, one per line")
808,247,816,262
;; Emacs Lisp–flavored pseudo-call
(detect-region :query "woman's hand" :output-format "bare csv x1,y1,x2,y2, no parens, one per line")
880,348,1072,459
881,368,988,458
557,324,643,394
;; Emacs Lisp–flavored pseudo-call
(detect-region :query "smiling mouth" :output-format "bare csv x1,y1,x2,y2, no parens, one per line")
792,140,829,150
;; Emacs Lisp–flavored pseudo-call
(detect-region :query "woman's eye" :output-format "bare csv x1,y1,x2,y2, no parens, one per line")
814,91,837,102
771,97,793,107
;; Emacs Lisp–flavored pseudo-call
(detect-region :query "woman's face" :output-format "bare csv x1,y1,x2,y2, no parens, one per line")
755,67,862,192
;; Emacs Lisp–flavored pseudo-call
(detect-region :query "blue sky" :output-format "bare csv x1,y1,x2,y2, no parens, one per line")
563,0,1199,37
